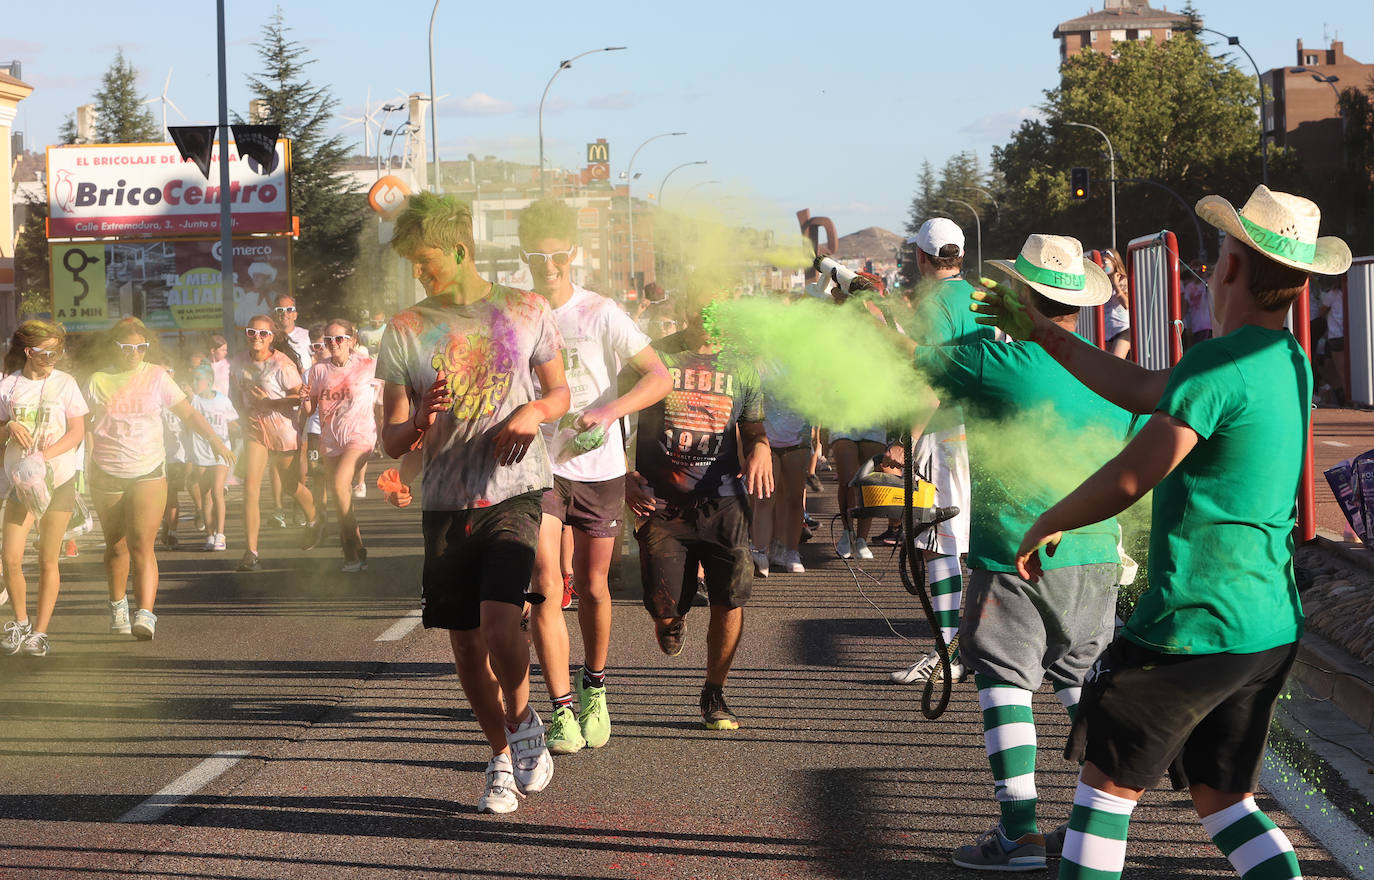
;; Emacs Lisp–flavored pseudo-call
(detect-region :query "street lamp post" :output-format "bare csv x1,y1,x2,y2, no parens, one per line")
969,186,1000,223
685,179,722,197
624,131,685,297
658,160,707,206
1196,27,1267,185
538,46,627,198
947,198,981,278
1067,120,1117,253
427,0,440,192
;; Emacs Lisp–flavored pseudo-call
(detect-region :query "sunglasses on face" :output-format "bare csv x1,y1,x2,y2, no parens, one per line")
117,342,150,354
324,334,352,346
245,328,273,340
521,248,574,268
27,347,60,360
309,342,327,352
273,306,296,315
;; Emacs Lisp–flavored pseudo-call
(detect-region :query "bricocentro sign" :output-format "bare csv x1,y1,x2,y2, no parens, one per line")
46,142,293,238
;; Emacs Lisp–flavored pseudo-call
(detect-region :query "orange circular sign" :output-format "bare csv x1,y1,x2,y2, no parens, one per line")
368,175,412,219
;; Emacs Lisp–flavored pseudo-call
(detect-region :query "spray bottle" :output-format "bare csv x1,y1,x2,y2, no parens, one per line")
813,254,870,297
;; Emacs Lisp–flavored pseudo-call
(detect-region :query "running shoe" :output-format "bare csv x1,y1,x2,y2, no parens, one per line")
576,668,610,749
477,753,522,814
0,587,8,607
342,548,369,573
891,650,965,684
63,539,79,558
2,619,32,655
1043,821,1068,857
778,549,805,573
194,516,207,533
802,511,818,529
505,707,553,794
854,538,874,560
300,519,326,551
161,530,179,550
546,705,586,755
109,598,132,635
271,509,288,529
874,525,902,546
213,533,227,552
353,483,366,499
202,534,218,552
655,617,686,657
561,572,576,610
131,609,157,641
806,473,822,492
837,529,854,559
750,549,769,578
951,825,1046,872
699,686,740,730
236,551,262,572
21,632,48,657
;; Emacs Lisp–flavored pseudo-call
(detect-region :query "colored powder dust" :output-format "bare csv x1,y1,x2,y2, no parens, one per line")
572,424,606,454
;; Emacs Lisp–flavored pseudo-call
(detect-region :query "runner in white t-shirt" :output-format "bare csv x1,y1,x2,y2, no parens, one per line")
190,365,238,552
0,321,89,658
519,199,672,755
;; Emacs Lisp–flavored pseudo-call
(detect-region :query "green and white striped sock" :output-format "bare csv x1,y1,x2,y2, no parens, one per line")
1059,781,1136,879
1200,796,1301,879
928,555,962,649
976,674,1038,839
1053,679,1082,723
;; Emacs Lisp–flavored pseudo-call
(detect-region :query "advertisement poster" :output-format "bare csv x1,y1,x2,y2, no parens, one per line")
46,141,292,238
50,238,292,333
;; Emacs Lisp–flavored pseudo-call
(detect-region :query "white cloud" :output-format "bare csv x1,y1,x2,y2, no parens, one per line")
959,107,1045,142
585,91,636,111
443,91,515,116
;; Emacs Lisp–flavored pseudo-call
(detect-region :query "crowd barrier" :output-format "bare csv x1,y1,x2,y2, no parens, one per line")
1126,231,1184,369
1347,256,1374,407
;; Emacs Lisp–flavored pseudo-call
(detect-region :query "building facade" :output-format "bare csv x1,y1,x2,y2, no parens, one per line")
1266,41,1374,176
1054,0,1189,62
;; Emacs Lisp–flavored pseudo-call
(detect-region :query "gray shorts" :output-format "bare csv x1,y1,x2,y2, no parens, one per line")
958,564,1118,691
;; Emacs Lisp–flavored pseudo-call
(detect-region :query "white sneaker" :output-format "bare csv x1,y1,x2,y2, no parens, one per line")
2,619,32,655
780,549,805,573
109,598,132,635
21,632,49,657
352,483,366,499
213,534,227,552
477,753,522,814
202,535,217,552
132,608,157,641
505,707,554,794
891,651,964,684
341,558,367,573
837,529,854,559
854,538,874,560
0,587,8,607
750,549,769,578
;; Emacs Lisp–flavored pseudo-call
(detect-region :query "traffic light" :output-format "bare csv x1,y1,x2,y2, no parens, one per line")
1071,167,1090,200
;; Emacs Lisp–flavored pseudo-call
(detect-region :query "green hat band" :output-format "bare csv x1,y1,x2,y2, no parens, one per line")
1014,254,1085,291
1239,215,1316,265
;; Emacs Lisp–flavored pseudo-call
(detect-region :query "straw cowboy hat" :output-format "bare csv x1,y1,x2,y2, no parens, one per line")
1195,185,1351,276
988,234,1112,307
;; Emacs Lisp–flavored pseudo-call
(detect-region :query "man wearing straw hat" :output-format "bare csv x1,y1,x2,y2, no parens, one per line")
974,185,1351,879
914,234,1133,872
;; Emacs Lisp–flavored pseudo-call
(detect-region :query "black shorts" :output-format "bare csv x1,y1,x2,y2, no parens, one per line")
636,494,752,618
90,462,166,494
420,490,543,631
541,475,625,538
166,461,189,484
5,477,79,521
1066,638,1299,792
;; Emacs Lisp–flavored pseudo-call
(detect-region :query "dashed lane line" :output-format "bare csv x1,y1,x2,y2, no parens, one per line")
375,609,423,642
117,751,250,824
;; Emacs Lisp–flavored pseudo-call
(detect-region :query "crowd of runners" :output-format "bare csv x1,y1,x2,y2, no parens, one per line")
0,180,1345,879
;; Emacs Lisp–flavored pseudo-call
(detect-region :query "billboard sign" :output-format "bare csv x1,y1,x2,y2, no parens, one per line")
46,141,293,238
50,237,291,333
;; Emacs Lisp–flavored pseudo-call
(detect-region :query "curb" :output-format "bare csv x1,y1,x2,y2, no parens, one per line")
1293,630,1374,735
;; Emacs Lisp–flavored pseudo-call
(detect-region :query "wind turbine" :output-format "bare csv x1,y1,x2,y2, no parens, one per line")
339,87,382,158
143,68,185,141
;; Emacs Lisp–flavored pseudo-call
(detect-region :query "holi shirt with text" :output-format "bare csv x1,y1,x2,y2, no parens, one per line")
163,407,189,464
1129,325,1310,655
306,355,379,457
376,285,563,511
86,362,187,478
915,337,1132,573
190,391,238,467
230,350,302,452
635,332,764,508
0,370,89,489
539,286,651,482
911,276,993,434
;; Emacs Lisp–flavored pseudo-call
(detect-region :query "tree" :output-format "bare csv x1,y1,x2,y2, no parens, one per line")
899,153,997,287
13,195,50,316
243,9,368,315
1332,80,1374,252
92,49,159,143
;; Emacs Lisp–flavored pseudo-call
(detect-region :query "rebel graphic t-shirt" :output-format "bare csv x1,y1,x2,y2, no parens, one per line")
306,354,379,457
635,332,763,507
86,361,187,478
377,285,563,511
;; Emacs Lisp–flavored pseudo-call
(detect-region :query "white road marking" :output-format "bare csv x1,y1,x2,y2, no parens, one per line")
376,609,423,642
118,751,249,823
1260,749,1373,877
1322,440,1352,448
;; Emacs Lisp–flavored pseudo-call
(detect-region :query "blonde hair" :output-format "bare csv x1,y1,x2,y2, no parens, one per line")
5,319,65,373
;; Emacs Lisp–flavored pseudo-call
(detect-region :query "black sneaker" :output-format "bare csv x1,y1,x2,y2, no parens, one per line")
806,474,822,492
300,518,326,551
874,526,902,546
699,686,739,730
236,551,261,572
1043,821,1068,856
655,618,686,656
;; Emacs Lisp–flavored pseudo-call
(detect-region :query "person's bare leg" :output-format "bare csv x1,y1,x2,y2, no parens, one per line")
92,490,130,601
327,449,365,558
854,440,885,540
242,441,268,555
832,438,859,536
2,513,36,622
560,524,574,582
127,478,169,612
705,605,743,685
269,464,283,515
481,600,532,727
779,448,808,552
449,628,510,755
277,452,317,524
574,531,616,674
529,513,571,701
31,509,74,634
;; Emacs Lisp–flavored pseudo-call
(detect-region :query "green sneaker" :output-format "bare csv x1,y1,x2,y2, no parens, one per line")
546,705,585,755
576,669,610,749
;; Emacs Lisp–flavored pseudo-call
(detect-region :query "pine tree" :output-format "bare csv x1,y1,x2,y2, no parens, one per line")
92,49,159,144
13,194,50,314
243,9,367,315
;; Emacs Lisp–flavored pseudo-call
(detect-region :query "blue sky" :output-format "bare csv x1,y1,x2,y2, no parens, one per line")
4,1,1369,236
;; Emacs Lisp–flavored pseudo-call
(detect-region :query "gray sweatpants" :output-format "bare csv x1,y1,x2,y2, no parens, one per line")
958,564,1118,691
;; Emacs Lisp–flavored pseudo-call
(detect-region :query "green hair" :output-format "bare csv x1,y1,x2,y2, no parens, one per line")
390,191,477,258
517,198,578,249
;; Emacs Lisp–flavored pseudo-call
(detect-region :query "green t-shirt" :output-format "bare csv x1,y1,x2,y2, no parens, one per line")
915,337,1133,572
1127,325,1310,655
911,276,994,433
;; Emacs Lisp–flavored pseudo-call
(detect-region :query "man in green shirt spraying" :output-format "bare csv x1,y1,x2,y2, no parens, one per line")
974,186,1351,880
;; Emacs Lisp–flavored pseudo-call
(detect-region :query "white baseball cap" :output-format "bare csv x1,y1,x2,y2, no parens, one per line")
907,218,965,258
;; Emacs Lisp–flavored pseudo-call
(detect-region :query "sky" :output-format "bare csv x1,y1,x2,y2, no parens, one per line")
4,0,1370,238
